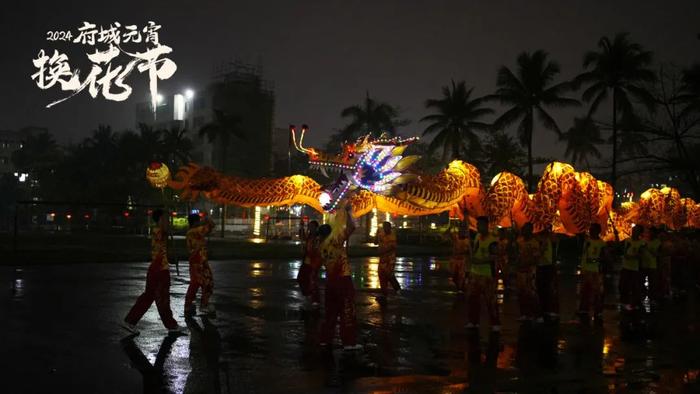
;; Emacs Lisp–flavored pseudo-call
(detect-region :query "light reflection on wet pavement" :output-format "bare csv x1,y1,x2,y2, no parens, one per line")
2,257,699,393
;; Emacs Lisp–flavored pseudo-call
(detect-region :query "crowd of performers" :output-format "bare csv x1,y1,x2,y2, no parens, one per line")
439,211,700,332
297,207,700,344
121,209,215,336
121,206,699,350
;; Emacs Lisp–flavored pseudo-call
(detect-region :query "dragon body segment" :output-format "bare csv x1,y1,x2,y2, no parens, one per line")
167,163,324,212
155,131,699,239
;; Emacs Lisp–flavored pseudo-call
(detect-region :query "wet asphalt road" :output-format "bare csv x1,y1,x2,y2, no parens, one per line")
2,257,700,394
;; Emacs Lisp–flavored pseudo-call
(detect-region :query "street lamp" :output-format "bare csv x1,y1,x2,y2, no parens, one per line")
185,89,194,100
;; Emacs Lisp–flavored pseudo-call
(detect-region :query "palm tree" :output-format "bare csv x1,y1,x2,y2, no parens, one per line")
561,117,604,170
339,91,408,142
575,33,656,195
489,50,579,191
199,110,246,238
198,110,245,173
481,132,527,179
136,123,164,163
421,80,493,163
10,129,62,200
89,124,118,149
161,127,193,169
11,129,60,173
680,63,700,116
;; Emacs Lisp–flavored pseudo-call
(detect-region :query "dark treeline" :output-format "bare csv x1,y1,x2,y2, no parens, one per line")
331,33,700,199
3,124,192,206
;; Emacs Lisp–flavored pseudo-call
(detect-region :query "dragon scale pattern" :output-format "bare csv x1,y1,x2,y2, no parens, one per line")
159,134,699,239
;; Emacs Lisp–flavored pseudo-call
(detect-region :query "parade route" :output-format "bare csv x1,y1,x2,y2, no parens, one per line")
2,257,699,393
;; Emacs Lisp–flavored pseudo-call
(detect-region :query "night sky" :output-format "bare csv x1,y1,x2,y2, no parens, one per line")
1,0,698,158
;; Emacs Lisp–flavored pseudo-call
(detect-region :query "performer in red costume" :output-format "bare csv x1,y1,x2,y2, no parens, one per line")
516,222,542,322
446,214,471,293
184,213,215,316
376,221,401,301
297,220,322,308
319,204,361,350
122,209,185,335
578,223,606,321
466,216,500,332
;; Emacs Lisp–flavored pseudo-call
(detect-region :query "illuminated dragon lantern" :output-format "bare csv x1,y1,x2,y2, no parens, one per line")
160,126,483,218
483,162,614,235
152,126,699,239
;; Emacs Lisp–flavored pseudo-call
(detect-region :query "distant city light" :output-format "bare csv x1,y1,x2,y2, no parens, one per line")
370,208,378,237
253,206,261,236
14,172,28,182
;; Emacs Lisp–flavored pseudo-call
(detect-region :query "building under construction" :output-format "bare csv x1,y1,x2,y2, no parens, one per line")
135,59,276,178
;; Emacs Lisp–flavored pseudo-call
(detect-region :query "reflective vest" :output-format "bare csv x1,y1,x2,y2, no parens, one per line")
538,236,555,266
641,238,660,270
471,234,497,277
581,238,605,273
622,239,646,271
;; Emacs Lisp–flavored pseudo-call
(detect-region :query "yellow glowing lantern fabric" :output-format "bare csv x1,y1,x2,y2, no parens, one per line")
146,162,171,189
149,131,698,238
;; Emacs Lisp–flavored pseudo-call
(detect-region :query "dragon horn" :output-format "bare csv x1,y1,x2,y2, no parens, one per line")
391,174,420,185
394,155,420,172
290,124,317,156
391,145,407,156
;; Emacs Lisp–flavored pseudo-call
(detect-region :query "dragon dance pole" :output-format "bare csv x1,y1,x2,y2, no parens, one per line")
162,187,179,276
147,162,178,276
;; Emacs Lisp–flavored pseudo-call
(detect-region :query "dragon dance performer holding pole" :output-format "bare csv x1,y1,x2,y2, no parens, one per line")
297,220,322,308
619,225,646,311
578,223,606,321
376,221,401,302
445,210,471,293
658,229,673,300
466,216,500,331
641,227,662,306
496,227,511,292
516,222,542,322
536,224,560,321
122,209,185,335
319,204,361,350
671,232,690,299
184,213,216,317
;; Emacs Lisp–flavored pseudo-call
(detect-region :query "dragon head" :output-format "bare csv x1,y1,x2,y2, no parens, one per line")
290,125,421,212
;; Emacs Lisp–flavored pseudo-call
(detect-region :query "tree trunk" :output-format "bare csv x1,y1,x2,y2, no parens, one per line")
452,131,460,160
611,90,618,206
